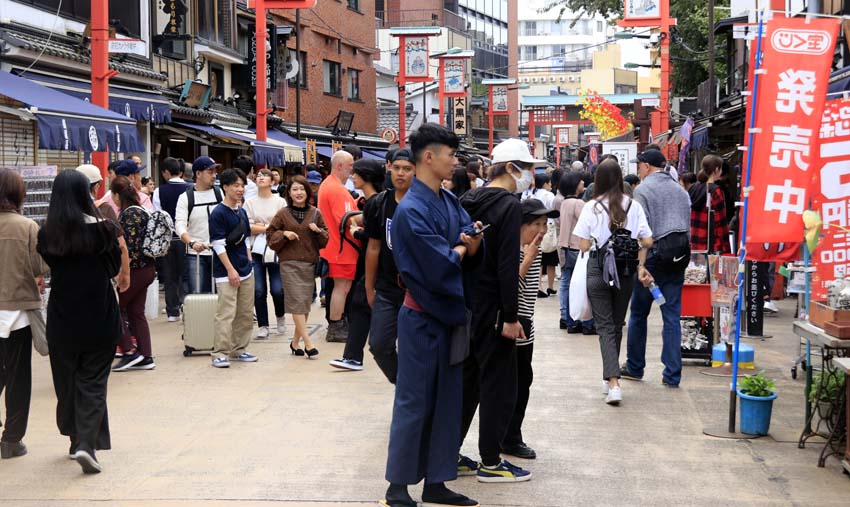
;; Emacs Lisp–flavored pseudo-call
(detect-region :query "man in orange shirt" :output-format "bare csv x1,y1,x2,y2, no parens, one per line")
319,150,359,342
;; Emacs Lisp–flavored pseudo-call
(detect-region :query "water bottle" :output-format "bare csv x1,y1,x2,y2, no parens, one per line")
648,282,666,305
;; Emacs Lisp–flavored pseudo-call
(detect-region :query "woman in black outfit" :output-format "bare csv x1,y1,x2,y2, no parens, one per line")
37,170,127,474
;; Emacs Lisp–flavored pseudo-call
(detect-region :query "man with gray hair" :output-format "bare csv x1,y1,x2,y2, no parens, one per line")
318,150,359,342
571,160,584,172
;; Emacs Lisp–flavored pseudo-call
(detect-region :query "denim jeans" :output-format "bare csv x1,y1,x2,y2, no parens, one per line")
252,254,285,328
560,263,595,330
184,253,213,295
626,262,684,385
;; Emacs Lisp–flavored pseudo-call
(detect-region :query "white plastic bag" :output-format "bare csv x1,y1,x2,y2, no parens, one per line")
569,252,593,321
145,278,159,320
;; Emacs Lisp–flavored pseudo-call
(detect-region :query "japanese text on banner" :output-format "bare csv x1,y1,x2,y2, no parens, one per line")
811,99,850,300
745,17,839,244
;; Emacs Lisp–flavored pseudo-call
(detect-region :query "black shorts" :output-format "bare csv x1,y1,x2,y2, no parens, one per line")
541,250,559,267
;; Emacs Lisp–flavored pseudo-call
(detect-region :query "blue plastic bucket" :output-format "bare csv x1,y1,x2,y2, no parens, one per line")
737,390,778,436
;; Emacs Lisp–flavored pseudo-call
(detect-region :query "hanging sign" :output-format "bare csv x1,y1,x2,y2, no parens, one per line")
556,127,570,146
249,23,277,91
811,98,850,300
492,85,509,114
453,97,467,137
332,141,343,153
745,261,766,336
624,0,660,20
306,139,317,165
745,16,840,244
443,58,465,96
403,37,429,80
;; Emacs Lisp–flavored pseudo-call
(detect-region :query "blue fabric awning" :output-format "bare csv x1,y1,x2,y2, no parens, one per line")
361,150,384,161
175,122,287,167
828,66,850,96
266,129,305,148
363,149,388,161
16,71,172,124
0,70,144,153
316,146,334,158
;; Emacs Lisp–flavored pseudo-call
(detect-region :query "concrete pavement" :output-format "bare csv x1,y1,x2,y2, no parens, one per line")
1,293,849,506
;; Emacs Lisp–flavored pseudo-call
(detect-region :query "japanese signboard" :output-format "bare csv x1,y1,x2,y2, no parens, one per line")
306,139,317,165
249,23,276,91
602,142,638,175
332,141,343,153
442,58,465,96
403,37,429,80
811,99,850,300
624,0,661,20
556,127,570,146
492,85,509,114
745,16,839,244
453,97,467,137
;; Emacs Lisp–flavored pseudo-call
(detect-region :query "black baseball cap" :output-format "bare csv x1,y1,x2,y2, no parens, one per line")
390,148,414,164
630,149,666,168
192,156,221,173
521,198,559,223
114,159,142,176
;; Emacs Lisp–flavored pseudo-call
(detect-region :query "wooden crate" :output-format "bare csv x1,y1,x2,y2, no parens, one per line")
809,301,850,329
824,321,850,340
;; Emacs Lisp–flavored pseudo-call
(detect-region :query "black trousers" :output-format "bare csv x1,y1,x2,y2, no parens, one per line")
342,279,371,362
504,318,533,446
48,344,113,453
161,239,186,317
460,302,518,467
0,326,32,443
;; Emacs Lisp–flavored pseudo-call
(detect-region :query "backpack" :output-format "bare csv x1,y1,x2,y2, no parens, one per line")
598,200,640,279
186,186,223,218
119,206,175,259
652,231,691,273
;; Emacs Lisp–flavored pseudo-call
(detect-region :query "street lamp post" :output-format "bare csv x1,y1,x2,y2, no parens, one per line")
389,27,441,148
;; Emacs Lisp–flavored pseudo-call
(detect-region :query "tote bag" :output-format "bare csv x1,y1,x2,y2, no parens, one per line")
569,251,593,321
145,278,159,320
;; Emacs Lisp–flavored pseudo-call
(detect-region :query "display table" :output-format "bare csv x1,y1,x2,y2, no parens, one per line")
794,321,849,467
833,357,850,475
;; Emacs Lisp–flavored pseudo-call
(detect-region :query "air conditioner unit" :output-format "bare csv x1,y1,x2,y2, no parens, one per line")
559,76,566,82
549,76,556,82
531,77,538,83
568,76,576,82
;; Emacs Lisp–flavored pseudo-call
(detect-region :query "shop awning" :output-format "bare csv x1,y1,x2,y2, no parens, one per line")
267,129,305,148
243,129,304,163
361,150,385,161
363,149,388,161
828,66,850,97
16,71,172,124
0,70,144,152
316,146,334,158
174,122,302,166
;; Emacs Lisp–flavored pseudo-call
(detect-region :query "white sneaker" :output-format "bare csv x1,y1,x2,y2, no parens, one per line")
276,316,287,335
764,300,779,313
256,326,269,340
606,386,622,405
167,316,180,323
602,380,610,395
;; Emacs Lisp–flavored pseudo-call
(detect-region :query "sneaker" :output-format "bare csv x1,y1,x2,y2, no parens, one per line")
211,357,230,368
536,290,549,299
0,441,27,459
501,442,537,460
167,315,180,323
114,346,122,359
329,358,363,371
73,449,102,474
457,454,479,476
602,380,610,395
567,325,583,334
559,319,569,330
477,459,532,483
276,316,287,335
68,442,78,460
619,365,643,380
662,380,680,388
232,352,258,362
764,300,779,313
606,386,622,405
547,288,557,295
112,353,144,372
129,357,156,370
255,326,269,340
581,326,597,335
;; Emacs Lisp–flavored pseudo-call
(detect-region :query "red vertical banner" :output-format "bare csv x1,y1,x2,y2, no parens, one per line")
745,16,839,244
811,99,850,300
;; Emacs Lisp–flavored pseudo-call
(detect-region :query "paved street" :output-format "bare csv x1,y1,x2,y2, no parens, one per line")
2,293,850,506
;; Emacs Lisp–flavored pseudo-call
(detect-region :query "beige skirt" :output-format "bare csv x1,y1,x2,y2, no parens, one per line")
280,260,316,315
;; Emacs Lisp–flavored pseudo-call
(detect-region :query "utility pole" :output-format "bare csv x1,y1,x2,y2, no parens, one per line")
295,9,301,138
708,0,715,116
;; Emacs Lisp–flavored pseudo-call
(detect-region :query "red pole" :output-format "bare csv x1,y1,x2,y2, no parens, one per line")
397,36,407,148
659,0,671,153
488,85,494,154
91,0,115,196
255,0,268,142
438,61,445,127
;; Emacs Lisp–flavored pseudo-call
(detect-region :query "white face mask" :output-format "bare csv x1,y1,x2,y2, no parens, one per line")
511,166,533,193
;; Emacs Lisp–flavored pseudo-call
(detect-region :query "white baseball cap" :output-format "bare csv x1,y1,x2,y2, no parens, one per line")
75,164,103,184
491,138,547,165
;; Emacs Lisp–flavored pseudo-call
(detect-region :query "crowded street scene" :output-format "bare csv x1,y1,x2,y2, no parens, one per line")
2,0,850,506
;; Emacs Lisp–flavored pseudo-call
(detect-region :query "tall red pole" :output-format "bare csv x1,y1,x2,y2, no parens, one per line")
397,36,407,148
91,0,116,194
659,0,671,144
438,62,445,126
488,85,494,154
255,0,268,142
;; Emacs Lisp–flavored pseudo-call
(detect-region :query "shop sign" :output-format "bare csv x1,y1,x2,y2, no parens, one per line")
249,23,277,91
332,141,343,153
556,127,570,146
453,97,467,137
492,85,509,114
443,58,465,96
403,37,429,80
306,139,317,165
624,0,661,20
381,127,398,144
178,80,211,109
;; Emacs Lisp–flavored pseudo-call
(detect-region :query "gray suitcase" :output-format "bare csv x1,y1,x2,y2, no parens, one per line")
182,251,217,356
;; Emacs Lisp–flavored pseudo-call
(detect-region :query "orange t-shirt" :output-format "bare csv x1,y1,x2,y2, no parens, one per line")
318,175,359,265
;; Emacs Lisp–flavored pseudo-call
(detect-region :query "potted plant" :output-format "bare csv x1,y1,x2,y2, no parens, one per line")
738,371,778,436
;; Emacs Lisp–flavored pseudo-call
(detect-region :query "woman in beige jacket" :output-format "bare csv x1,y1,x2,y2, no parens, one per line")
0,168,48,460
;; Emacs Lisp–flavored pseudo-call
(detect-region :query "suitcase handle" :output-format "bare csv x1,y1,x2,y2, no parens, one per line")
194,247,216,295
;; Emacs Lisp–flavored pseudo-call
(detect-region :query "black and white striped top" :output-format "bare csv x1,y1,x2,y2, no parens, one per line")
517,250,541,346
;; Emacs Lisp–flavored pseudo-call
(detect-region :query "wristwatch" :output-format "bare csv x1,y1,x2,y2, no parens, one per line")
189,241,196,249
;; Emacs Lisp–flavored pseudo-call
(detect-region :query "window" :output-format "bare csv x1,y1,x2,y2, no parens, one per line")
287,51,308,89
521,46,537,62
197,0,234,47
597,20,605,32
348,69,361,100
551,44,566,58
23,0,141,38
347,0,360,11
323,60,341,96
523,21,536,36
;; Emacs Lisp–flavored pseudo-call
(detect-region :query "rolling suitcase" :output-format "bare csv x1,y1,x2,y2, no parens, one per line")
182,251,217,357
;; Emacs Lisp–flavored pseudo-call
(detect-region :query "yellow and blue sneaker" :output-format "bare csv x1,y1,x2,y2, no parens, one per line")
476,460,532,483
457,454,479,476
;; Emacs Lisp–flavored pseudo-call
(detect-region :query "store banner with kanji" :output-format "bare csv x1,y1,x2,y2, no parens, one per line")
745,16,839,244
811,99,850,300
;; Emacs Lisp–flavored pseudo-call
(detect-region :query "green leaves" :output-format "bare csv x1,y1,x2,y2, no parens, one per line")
740,371,776,398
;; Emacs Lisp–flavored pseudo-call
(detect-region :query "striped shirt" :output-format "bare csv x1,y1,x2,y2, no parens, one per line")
517,250,541,346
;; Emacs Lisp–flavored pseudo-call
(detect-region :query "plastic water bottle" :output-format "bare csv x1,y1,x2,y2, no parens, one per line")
648,282,666,305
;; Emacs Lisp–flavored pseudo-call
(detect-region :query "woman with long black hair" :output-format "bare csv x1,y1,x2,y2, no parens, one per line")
37,169,128,474
574,159,653,406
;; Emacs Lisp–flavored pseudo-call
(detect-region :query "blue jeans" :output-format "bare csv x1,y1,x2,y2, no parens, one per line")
252,254,285,328
184,253,213,295
560,262,594,330
626,263,684,385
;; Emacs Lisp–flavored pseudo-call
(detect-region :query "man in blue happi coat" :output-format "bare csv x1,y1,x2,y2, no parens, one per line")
381,123,483,507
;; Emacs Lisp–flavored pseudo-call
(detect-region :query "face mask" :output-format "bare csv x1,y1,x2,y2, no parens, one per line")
511,166,533,193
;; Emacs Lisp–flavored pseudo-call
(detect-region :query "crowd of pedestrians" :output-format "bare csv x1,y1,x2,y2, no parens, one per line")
0,121,742,506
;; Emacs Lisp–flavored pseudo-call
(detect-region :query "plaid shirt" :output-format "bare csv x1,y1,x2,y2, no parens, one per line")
690,185,730,254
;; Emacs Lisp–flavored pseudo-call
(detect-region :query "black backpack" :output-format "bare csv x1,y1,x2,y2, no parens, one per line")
598,200,640,278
